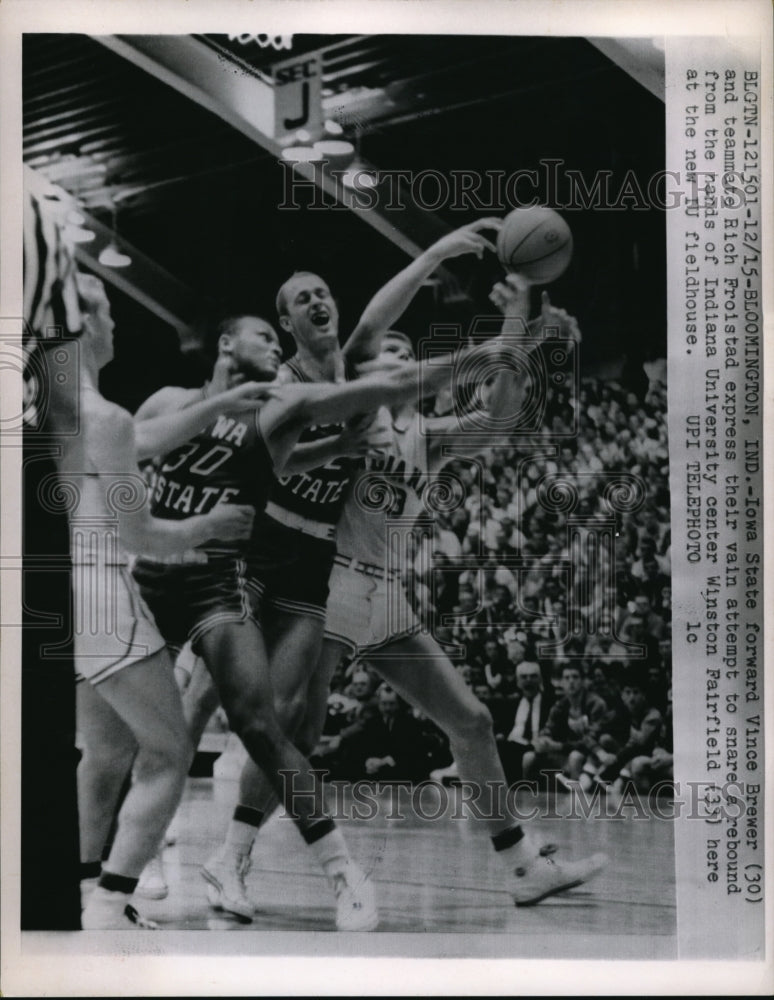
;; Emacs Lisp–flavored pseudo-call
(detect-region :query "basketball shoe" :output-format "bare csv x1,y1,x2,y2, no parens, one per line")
509,843,607,906
201,851,255,921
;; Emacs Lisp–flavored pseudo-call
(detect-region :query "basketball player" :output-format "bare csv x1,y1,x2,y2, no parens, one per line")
239,275,606,907
131,310,468,929
63,274,258,930
192,220,505,917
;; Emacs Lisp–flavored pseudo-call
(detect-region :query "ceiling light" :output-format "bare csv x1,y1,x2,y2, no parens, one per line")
313,140,356,169
65,225,96,243
281,146,324,163
98,243,132,268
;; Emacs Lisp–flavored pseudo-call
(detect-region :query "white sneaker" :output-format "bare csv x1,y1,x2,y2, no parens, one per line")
81,888,159,930
329,860,379,932
136,852,169,901
201,853,255,921
510,845,607,906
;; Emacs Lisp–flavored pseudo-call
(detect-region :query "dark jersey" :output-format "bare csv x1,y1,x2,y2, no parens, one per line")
266,357,358,529
144,390,273,557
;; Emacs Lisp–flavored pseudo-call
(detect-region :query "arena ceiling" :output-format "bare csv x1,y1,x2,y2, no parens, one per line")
23,32,666,408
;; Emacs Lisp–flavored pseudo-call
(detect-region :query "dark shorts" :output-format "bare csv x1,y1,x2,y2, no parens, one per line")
245,512,337,622
132,555,253,654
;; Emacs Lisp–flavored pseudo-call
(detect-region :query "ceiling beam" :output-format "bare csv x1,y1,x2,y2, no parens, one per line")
586,38,665,102
93,34,453,260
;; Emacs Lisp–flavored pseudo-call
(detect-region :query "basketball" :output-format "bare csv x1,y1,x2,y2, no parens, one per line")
496,206,573,283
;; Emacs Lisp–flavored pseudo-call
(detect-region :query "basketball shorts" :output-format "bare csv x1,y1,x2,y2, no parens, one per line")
73,559,166,686
132,554,252,654
245,510,337,622
323,555,420,654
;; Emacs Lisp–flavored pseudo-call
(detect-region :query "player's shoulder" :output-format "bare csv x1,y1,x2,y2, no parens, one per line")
135,384,202,419
82,389,133,439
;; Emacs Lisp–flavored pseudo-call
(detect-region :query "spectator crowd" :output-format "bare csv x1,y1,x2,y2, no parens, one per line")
312,371,674,796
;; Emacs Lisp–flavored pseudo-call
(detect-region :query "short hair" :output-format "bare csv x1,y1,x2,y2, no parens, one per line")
275,271,322,317
210,314,274,359
382,329,415,359
214,315,271,341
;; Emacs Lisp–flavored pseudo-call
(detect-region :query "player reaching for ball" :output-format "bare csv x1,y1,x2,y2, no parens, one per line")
148,220,505,919
130,302,482,930
214,272,606,909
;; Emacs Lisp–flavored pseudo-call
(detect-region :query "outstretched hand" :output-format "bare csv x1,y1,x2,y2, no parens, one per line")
489,272,532,332
540,291,582,342
338,414,389,458
430,218,503,262
219,381,282,411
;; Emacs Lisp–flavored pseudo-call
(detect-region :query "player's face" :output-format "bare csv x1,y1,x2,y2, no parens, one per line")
229,318,282,381
380,337,414,365
280,274,339,347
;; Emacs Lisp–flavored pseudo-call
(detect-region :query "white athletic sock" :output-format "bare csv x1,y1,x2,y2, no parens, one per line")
217,805,264,863
220,820,258,862
307,827,351,879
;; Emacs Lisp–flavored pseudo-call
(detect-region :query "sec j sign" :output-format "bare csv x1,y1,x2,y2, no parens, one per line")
273,54,322,139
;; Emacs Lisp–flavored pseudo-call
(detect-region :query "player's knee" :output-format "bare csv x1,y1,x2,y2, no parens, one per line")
83,737,128,771
231,708,282,759
451,698,493,741
274,692,306,734
135,735,188,781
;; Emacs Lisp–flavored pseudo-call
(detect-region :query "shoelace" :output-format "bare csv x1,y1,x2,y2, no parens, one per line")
124,904,158,930
236,855,253,888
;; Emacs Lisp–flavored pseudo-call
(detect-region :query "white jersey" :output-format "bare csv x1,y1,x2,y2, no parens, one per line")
335,407,432,570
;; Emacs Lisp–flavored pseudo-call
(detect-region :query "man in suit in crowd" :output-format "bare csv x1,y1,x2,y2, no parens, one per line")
496,659,554,783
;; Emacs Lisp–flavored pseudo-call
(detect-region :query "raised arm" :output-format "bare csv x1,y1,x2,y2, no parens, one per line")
343,219,503,364
96,406,254,556
423,274,537,464
133,382,278,461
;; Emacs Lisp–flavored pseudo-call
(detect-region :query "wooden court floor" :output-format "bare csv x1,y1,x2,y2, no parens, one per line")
134,776,676,958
